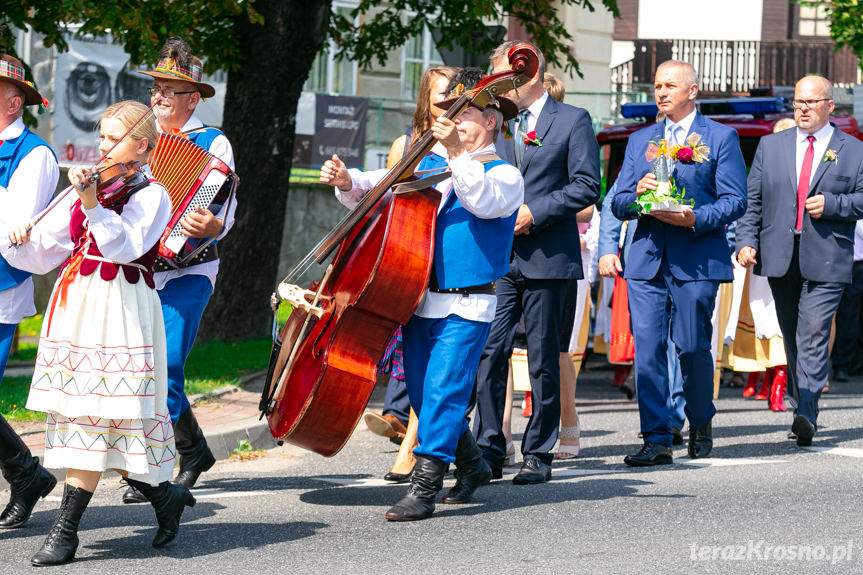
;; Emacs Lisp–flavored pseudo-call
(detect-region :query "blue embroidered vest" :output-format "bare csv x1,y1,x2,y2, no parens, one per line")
418,152,518,289
186,125,224,249
0,129,57,290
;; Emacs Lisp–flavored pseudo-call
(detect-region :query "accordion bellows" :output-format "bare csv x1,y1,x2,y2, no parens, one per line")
149,133,237,266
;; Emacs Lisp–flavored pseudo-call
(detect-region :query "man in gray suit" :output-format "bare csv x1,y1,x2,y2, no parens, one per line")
736,75,863,446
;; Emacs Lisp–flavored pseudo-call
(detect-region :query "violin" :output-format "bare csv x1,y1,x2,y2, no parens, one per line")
76,161,142,193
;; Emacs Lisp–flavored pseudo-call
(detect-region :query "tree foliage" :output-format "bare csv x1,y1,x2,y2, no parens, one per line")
332,0,620,77
2,0,620,341
798,0,863,67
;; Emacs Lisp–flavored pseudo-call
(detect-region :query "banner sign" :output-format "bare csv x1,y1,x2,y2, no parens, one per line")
53,32,225,166
289,93,368,184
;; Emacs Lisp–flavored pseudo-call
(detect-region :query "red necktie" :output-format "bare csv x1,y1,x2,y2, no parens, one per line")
796,135,815,231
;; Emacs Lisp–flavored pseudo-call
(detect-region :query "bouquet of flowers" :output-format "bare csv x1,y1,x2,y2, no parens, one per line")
631,133,710,214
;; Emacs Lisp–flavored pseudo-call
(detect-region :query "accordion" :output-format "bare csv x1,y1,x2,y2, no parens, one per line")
149,132,238,266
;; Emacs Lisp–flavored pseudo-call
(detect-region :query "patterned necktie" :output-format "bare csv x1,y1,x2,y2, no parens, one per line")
796,135,816,231
668,123,681,146
515,109,530,168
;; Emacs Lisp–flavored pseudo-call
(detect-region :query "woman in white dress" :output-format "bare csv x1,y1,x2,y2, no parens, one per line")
6,100,194,566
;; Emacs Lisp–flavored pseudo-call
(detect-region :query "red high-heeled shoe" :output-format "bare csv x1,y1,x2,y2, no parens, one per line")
742,372,761,398
754,369,774,400
768,366,787,412
611,365,631,387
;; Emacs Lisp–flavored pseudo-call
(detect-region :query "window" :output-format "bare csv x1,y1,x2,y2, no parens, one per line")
402,27,444,100
304,1,358,94
799,3,831,38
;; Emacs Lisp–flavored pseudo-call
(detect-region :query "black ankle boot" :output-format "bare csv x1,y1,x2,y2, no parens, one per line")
31,483,93,566
385,454,447,521
443,431,492,504
173,409,216,489
125,478,196,547
0,415,57,528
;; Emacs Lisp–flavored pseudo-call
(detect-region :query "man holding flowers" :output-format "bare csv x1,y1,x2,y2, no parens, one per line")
611,60,747,466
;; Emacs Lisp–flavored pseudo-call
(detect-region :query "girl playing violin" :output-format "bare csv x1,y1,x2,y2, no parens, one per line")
4,100,194,566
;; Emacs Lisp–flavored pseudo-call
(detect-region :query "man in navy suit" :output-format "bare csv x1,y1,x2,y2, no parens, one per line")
611,61,747,466
474,41,600,484
737,75,863,446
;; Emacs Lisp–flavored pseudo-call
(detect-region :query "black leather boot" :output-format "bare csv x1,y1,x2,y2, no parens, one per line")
443,431,492,504
125,478,196,547
173,408,216,489
384,454,447,521
0,415,57,528
31,483,93,566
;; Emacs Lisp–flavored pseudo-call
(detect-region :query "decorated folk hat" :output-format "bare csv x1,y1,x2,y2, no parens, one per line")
138,53,215,98
0,54,45,106
437,67,518,122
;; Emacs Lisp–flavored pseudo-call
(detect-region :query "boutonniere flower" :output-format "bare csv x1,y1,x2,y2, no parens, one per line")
824,149,838,164
522,130,542,147
673,132,711,163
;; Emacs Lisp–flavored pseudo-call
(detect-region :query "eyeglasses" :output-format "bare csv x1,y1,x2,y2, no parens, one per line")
792,98,831,109
147,86,196,98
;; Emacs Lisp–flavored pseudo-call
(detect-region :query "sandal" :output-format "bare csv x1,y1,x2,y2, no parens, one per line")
727,372,745,388
504,441,517,467
554,421,581,460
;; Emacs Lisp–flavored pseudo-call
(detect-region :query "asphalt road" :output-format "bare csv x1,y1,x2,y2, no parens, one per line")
1,367,861,574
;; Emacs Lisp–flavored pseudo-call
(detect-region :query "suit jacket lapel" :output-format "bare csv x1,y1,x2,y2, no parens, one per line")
808,127,845,194
783,128,797,193
521,98,556,172
673,112,707,178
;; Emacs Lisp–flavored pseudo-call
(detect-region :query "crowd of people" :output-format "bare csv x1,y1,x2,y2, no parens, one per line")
0,31,860,567
327,40,863,519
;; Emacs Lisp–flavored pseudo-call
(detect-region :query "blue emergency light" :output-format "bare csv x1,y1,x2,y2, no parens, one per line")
620,97,786,119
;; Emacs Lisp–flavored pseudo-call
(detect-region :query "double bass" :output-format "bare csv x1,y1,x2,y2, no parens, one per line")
260,44,539,456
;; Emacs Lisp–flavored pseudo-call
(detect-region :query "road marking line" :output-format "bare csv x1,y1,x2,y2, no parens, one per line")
678,458,789,467
804,446,863,458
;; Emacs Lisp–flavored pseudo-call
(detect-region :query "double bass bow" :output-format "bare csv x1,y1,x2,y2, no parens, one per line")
261,43,539,456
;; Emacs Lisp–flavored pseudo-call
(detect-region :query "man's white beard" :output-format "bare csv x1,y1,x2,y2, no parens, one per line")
153,106,171,122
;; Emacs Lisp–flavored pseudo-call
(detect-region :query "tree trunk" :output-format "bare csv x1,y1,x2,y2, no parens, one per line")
198,0,332,341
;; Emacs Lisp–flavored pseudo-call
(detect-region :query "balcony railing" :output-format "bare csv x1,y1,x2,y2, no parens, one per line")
611,39,861,95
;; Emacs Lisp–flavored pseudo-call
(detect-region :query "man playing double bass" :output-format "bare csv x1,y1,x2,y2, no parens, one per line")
122,36,236,504
320,68,524,521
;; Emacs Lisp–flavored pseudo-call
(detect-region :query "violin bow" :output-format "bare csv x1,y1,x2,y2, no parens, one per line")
13,99,163,244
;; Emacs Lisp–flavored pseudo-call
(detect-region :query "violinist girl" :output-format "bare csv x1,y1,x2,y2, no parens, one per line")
4,100,194,566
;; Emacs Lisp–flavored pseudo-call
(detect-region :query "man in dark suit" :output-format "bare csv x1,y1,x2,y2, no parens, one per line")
473,41,600,484
611,61,747,466
736,75,863,446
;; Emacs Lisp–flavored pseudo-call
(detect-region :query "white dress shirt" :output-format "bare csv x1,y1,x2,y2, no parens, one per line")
519,91,549,135
795,122,834,187
153,114,236,290
4,176,172,276
853,219,863,262
665,108,697,145
0,119,59,324
336,142,524,322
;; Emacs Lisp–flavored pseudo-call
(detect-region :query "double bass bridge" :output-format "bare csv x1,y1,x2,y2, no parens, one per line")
277,283,325,318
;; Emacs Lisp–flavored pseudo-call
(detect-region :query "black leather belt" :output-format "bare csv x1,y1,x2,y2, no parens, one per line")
153,245,219,272
428,277,496,296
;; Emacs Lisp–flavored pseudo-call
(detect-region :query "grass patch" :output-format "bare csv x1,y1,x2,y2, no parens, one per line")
185,338,271,392
0,378,43,421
